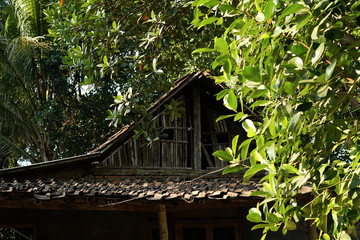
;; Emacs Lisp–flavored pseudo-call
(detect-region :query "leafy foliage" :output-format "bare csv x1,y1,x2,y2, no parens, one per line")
46,0,220,128
0,0,116,164
194,0,360,239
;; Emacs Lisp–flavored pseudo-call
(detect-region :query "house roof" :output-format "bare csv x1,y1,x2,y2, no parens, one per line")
0,177,262,202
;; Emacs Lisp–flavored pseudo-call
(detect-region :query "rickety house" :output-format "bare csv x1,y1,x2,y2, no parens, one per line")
0,71,306,240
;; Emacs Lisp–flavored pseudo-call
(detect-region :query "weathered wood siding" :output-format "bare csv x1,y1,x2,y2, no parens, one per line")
101,96,190,168
100,88,246,171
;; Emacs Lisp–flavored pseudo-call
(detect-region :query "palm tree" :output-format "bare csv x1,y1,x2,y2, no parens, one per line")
0,0,54,163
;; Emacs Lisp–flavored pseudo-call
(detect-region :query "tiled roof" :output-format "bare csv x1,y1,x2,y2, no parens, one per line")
0,177,262,201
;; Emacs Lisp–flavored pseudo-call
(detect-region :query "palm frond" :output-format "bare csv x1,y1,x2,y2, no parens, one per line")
10,0,42,37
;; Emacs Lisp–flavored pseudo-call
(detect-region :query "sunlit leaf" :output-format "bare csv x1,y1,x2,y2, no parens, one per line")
223,90,237,112
312,43,325,65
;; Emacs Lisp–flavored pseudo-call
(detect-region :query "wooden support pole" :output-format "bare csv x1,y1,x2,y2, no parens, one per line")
193,84,202,170
159,204,169,240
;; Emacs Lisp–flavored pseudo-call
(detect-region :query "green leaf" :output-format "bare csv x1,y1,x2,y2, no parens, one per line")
266,212,279,224
291,175,308,189
214,37,228,53
339,232,351,240
323,234,330,240
350,174,360,189
112,21,117,29
284,82,294,94
224,59,232,80
232,135,239,155
316,85,329,98
288,57,303,69
216,89,230,100
311,43,325,65
199,17,219,28
264,0,275,21
247,207,263,223
244,164,268,179
325,59,337,81
243,66,260,82
269,117,276,138
255,12,265,22
234,112,247,121
252,223,271,230
223,91,238,112
296,14,312,30
242,119,256,137
193,7,204,18
288,112,301,131
311,25,320,40
219,4,235,13
240,138,253,160
222,165,243,174
282,164,298,174
212,54,230,69
204,0,221,7
192,48,215,54
266,143,276,161
250,100,272,108
284,220,297,230
151,10,155,19
213,150,233,161
216,114,235,122
280,4,305,18
103,55,108,65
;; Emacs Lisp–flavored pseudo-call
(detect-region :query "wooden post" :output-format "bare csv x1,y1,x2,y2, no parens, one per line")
193,84,202,170
159,204,169,240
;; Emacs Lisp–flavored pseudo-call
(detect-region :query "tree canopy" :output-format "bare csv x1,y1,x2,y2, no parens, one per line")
45,0,222,127
0,0,117,165
192,0,360,239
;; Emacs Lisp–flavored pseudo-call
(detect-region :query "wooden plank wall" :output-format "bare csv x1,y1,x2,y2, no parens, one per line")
100,93,244,170
101,96,189,168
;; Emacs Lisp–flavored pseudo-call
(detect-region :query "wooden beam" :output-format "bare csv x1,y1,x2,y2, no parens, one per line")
193,84,202,170
159,204,169,240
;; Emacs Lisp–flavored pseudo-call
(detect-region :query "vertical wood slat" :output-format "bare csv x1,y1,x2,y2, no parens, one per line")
193,84,202,170
129,140,135,166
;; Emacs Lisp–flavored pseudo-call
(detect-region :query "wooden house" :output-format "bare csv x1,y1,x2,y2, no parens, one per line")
0,71,306,240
